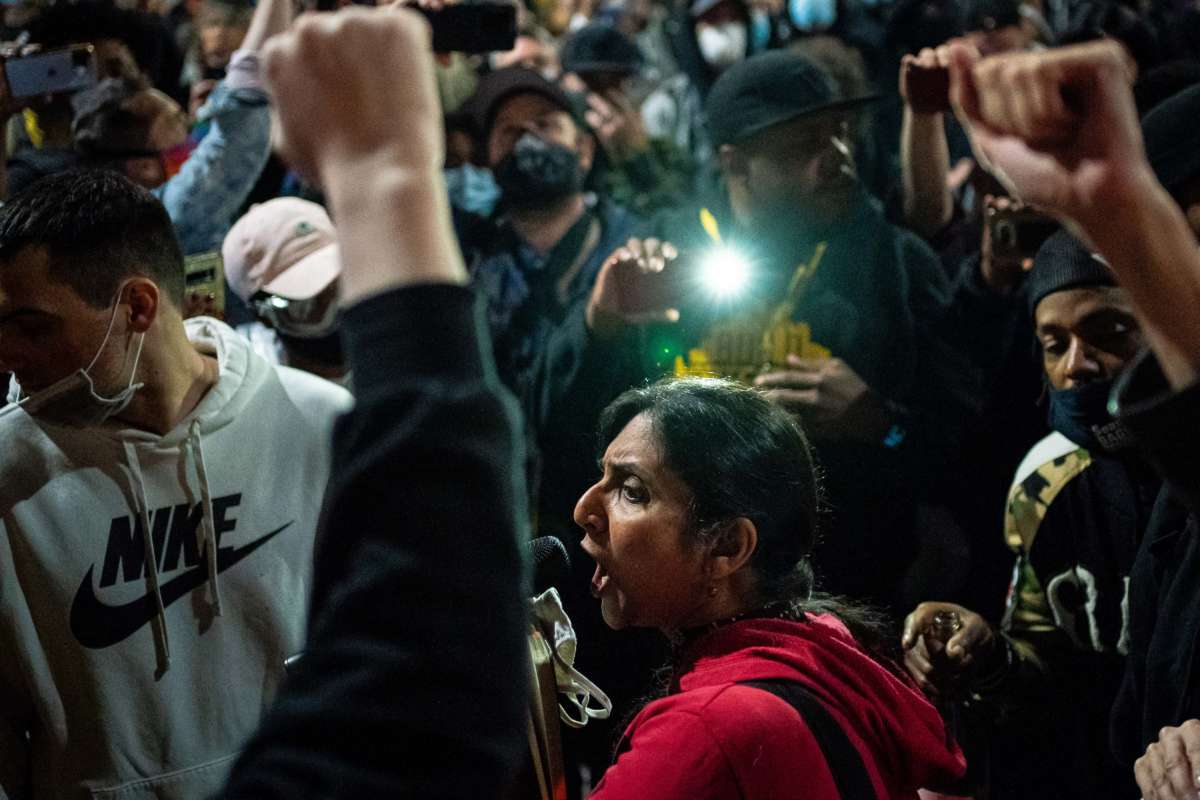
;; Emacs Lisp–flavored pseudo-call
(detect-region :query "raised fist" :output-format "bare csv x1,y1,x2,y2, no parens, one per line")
263,7,443,186
948,39,1146,229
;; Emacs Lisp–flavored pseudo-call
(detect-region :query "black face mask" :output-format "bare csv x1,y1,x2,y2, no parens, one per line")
1047,380,1134,453
494,133,583,210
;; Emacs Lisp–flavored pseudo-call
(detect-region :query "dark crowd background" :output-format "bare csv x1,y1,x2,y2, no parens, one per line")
1,0,1200,797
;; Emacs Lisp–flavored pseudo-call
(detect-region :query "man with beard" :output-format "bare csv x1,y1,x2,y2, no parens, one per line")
590,50,978,610
458,67,646,537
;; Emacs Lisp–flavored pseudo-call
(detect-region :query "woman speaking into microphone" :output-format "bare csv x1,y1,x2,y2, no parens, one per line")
575,378,966,799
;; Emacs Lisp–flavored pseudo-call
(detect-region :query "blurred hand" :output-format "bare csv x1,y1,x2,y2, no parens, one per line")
754,356,889,442
586,237,681,339
188,79,218,118
948,39,1148,231
262,6,442,187
901,602,996,698
1135,720,1200,800
585,90,649,164
493,34,558,75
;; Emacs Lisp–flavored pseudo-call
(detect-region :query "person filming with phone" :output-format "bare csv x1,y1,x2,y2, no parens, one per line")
587,49,978,612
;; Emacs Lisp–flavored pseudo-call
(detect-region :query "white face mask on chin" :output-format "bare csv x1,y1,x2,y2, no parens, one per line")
697,21,748,69
4,285,146,428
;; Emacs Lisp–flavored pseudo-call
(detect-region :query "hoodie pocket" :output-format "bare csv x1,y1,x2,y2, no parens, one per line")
89,752,239,800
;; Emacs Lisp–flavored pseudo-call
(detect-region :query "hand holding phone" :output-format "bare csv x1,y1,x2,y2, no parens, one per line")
980,196,1057,292
587,238,684,339
4,45,97,100
901,49,951,114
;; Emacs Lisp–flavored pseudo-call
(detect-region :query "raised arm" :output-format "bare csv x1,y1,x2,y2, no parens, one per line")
899,47,955,238
948,40,1200,389
218,9,529,799
156,0,294,254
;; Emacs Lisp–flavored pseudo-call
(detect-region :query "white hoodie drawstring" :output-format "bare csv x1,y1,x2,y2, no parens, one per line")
189,419,223,616
123,441,171,675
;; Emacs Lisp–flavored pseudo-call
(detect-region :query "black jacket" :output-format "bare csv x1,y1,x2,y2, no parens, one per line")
1110,350,1200,769
218,286,531,799
650,188,980,607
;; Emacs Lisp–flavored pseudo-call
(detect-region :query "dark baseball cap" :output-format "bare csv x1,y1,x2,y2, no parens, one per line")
1141,83,1200,200
561,23,642,76
704,50,876,146
466,67,585,140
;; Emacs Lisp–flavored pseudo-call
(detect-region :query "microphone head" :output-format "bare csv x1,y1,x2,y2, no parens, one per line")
528,536,571,595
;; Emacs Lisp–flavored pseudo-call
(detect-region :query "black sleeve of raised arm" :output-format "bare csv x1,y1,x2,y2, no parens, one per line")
218,284,531,800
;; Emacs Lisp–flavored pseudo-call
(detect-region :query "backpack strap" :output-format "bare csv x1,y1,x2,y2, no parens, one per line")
738,679,879,800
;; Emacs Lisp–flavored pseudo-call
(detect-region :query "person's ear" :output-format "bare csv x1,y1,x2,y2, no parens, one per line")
708,517,758,581
718,143,748,180
124,278,160,333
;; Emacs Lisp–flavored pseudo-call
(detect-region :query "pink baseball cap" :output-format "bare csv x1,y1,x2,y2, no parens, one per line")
222,197,341,303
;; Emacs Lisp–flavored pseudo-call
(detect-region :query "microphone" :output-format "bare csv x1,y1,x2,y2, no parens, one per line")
528,536,571,595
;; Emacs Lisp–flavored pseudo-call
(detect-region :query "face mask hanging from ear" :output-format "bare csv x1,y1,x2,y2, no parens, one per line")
5,285,146,428
531,588,613,728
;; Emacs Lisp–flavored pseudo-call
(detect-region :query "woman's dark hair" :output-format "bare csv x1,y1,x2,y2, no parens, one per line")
598,377,897,661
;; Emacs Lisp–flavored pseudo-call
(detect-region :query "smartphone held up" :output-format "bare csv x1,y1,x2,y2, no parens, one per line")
311,0,518,53
5,44,97,99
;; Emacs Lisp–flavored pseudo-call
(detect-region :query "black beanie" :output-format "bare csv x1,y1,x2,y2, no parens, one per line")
1028,229,1117,316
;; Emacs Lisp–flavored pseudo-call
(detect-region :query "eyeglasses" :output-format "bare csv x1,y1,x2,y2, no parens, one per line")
251,282,340,339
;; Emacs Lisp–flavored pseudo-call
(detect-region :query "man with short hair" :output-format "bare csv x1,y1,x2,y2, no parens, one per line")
0,170,350,799
596,50,978,608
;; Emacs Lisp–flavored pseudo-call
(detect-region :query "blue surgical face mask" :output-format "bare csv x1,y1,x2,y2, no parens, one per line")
444,163,501,217
1047,380,1132,453
788,0,836,31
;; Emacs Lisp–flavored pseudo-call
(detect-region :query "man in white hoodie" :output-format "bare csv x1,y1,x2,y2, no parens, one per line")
0,169,352,799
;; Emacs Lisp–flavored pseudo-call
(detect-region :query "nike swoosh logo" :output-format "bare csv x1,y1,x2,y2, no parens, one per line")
70,522,294,649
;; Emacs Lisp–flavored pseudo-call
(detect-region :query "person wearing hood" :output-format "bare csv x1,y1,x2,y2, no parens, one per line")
641,0,758,178
0,170,351,799
903,230,1157,800
578,378,966,798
